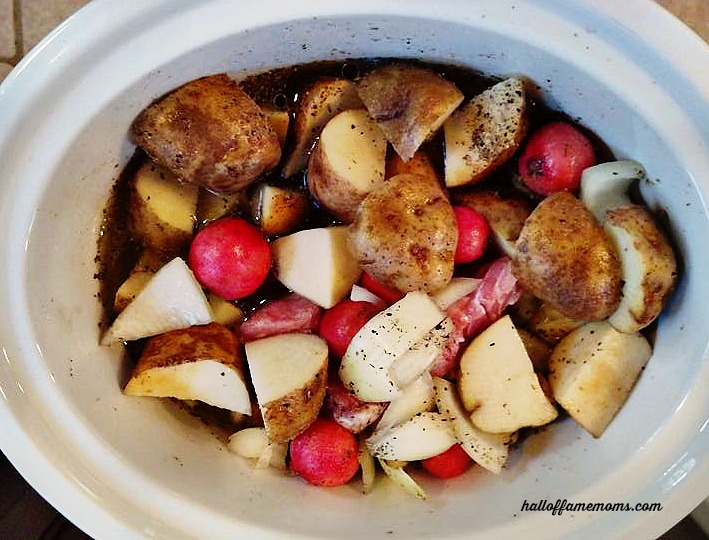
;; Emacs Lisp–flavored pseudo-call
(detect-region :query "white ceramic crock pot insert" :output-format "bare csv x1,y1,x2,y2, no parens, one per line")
0,1,708,539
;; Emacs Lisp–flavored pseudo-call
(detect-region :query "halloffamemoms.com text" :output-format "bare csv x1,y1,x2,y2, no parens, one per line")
521,499,662,516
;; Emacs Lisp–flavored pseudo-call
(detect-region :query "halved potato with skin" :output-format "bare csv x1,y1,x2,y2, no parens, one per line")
307,108,387,222
350,172,458,294
604,204,677,333
132,74,281,193
124,322,251,414
444,77,527,187
512,191,621,321
357,63,464,161
283,77,363,178
245,333,329,442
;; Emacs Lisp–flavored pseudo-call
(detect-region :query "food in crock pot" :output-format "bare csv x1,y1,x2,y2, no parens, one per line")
96,59,678,498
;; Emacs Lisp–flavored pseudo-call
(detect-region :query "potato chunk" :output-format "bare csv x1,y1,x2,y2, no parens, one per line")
250,184,308,237
129,161,198,255
357,63,464,161
307,108,387,222
512,192,621,321
350,173,457,294
444,77,527,187
283,77,362,177
245,333,329,442
605,204,677,332
132,74,281,193
548,321,651,437
124,322,251,414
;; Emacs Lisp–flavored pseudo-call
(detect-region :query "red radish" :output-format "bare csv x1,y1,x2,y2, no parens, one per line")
453,206,490,264
319,300,381,358
421,444,474,479
188,217,271,300
359,272,404,306
290,417,360,487
518,121,596,196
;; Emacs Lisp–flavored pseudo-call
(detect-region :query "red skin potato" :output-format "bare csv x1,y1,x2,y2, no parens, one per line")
518,121,596,196
239,294,322,342
319,300,382,359
452,206,491,264
421,444,474,479
290,417,360,487
188,217,271,300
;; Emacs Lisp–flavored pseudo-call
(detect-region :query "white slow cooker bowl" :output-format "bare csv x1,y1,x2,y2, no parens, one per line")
0,1,708,538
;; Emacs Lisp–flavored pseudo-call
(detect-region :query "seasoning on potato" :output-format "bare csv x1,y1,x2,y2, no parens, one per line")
131,73,281,193
512,191,622,321
349,172,458,295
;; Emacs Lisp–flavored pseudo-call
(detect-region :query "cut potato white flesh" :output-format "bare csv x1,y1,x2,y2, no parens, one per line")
604,204,677,333
433,378,511,474
388,317,455,388
102,257,213,345
444,77,527,187
271,226,362,309
307,108,387,222
130,161,198,254
339,292,446,402
283,77,363,178
430,277,481,311
548,321,652,437
458,315,558,433
512,191,622,321
374,372,435,434
357,63,464,161
250,184,308,237
379,459,427,500
123,323,250,414
245,332,328,442
580,160,645,223
367,411,456,461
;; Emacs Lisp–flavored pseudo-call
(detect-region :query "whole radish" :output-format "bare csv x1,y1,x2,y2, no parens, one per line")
421,444,474,479
290,417,360,487
188,217,271,300
518,121,596,196
453,206,490,264
319,300,381,358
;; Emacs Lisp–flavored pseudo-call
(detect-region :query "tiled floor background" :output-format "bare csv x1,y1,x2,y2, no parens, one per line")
0,1,707,539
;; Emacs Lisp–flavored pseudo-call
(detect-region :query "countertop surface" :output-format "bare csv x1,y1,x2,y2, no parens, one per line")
0,1,707,539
